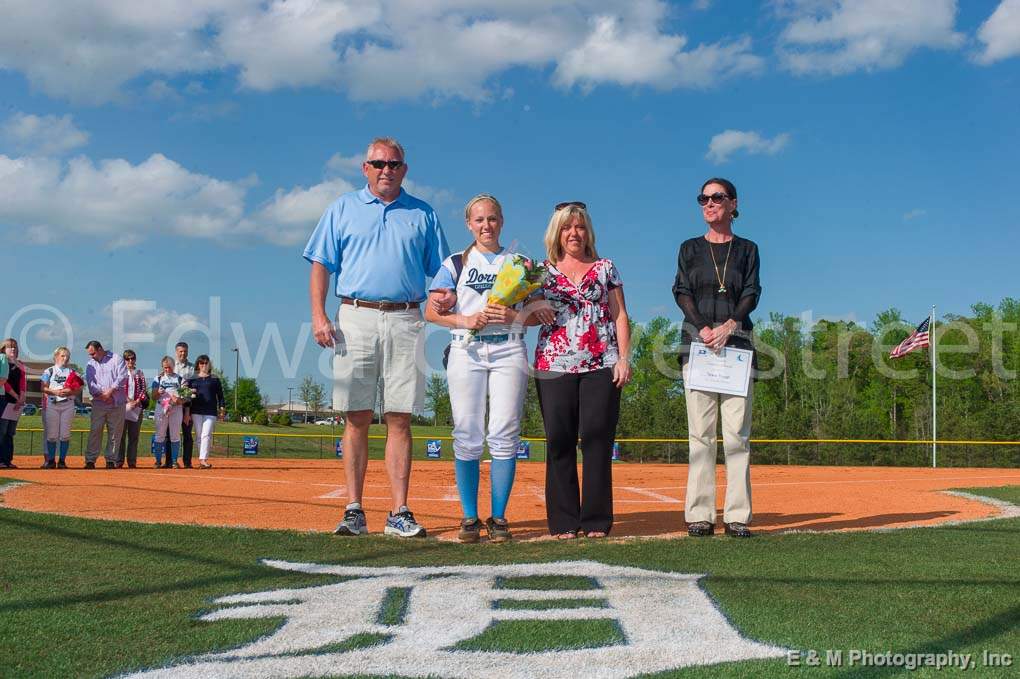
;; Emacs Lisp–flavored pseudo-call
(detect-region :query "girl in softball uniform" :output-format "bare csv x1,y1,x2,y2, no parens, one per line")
151,356,185,468
39,346,82,468
425,194,532,543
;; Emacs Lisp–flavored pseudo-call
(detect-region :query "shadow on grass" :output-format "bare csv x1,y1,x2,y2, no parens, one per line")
503,509,970,539
834,605,1020,678
0,511,447,614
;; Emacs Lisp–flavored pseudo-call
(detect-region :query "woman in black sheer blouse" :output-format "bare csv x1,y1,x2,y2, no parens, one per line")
672,178,760,538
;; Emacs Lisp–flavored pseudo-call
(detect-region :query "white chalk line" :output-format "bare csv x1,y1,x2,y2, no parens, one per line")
621,487,681,503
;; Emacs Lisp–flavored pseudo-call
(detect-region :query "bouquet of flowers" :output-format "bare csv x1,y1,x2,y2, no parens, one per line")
63,370,84,393
468,254,547,339
177,385,195,403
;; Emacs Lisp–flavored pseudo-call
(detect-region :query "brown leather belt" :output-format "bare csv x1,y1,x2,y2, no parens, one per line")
341,297,420,312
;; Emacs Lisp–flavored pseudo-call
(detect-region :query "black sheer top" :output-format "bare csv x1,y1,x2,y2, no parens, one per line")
672,235,761,363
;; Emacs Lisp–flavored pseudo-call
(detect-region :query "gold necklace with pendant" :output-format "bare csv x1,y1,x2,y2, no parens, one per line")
708,239,732,294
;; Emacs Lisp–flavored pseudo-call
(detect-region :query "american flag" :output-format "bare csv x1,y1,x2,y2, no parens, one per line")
890,317,931,359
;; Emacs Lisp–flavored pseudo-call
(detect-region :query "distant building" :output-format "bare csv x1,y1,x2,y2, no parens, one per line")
265,402,342,423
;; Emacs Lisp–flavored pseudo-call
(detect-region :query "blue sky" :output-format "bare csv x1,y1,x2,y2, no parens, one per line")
1,0,1019,404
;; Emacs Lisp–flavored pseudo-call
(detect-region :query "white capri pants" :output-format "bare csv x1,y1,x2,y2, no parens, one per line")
45,399,76,441
155,406,184,443
447,339,529,461
192,414,217,461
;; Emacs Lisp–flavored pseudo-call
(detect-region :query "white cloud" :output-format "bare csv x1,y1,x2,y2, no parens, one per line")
146,80,181,102
217,0,380,91
706,130,790,163
975,0,1020,64
0,0,244,104
903,208,926,221
0,1,763,104
103,300,205,340
0,152,251,247
554,16,761,90
249,178,356,246
325,152,364,176
1,112,89,156
777,0,964,75
0,144,454,248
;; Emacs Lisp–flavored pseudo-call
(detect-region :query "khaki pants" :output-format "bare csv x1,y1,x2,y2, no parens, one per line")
683,380,753,525
86,403,125,465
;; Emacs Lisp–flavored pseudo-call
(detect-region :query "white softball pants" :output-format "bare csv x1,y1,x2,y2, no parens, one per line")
446,339,529,461
44,399,75,441
156,406,184,443
192,414,217,461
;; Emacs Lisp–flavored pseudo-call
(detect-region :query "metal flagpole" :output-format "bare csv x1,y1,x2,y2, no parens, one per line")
931,305,936,468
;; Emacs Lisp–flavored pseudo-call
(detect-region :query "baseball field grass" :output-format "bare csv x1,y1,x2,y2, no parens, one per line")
1,481,1017,678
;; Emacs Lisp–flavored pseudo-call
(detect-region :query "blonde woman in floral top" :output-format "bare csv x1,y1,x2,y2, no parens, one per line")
533,202,631,539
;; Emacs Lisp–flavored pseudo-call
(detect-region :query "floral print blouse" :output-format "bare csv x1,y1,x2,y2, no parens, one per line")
534,258,622,373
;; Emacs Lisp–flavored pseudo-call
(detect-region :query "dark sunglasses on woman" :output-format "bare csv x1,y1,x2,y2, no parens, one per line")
697,192,730,206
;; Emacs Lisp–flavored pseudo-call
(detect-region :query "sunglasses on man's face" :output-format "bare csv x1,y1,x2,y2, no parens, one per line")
366,160,405,170
555,201,587,211
697,192,730,206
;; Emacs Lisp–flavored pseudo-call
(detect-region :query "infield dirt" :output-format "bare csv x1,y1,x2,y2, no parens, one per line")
2,458,1018,540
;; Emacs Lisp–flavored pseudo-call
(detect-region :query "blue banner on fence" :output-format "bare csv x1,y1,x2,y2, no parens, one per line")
516,440,531,460
612,441,621,461
426,439,442,459
335,439,343,459
243,436,259,456
150,435,164,456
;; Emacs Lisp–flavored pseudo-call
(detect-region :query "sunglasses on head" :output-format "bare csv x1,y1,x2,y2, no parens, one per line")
697,192,730,206
555,201,587,211
366,159,404,170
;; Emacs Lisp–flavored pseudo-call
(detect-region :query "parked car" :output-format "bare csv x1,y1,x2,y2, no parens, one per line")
22,403,38,416
314,419,334,425
144,410,155,420
75,405,92,415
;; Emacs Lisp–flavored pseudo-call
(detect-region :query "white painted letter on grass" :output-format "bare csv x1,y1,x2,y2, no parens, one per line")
123,561,787,678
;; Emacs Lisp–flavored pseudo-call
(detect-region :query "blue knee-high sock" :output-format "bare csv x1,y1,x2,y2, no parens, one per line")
489,457,517,520
58,440,69,463
454,458,480,520
170,441,180,465
46,441,56,461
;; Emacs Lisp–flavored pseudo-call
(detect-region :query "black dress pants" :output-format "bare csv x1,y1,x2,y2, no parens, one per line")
536,367,621,535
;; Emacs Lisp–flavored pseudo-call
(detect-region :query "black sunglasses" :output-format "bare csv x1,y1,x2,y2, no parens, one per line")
366,159,405,170
697,192,730,206
555,201,587,211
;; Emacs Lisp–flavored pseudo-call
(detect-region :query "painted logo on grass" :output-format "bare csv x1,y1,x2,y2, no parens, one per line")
124,560,787,678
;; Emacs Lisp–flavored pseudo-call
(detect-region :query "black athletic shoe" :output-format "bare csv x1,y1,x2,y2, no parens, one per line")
687,521,715,537
724,522,752,538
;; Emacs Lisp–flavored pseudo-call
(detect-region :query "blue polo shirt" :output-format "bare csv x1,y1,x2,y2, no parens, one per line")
303,185,450,302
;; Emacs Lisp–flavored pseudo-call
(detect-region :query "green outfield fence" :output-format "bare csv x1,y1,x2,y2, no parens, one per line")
11,428,1020,468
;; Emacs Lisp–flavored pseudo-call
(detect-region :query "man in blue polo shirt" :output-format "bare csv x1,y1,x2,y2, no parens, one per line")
305,137,450,538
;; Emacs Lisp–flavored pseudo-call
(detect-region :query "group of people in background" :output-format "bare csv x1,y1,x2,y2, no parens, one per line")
306,136,761,542
0,340,224,471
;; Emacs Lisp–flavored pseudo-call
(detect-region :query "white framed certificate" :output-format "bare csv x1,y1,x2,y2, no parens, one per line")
685,342,753,397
